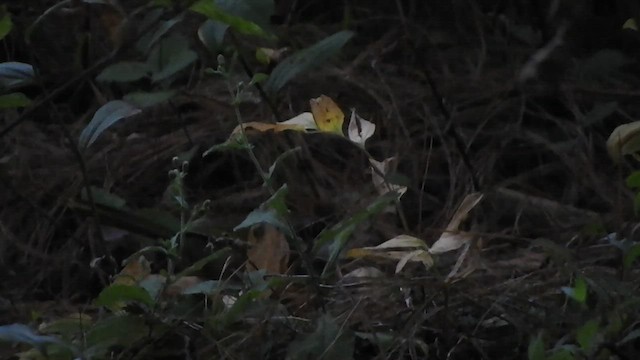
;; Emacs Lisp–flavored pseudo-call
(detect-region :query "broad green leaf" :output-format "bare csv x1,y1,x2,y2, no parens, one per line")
561,276,587,304
95,284,155,311
0,62,34,90
79,100,142,149
235,185,290,235
136,16,183,54
0,7,12,40
123,90,176,108
626,171,640,189
287,314,354,360
198,19,230,52
576,319,599,351
39,313,93,338
528,333,545,360
147,33,198,82
191,0,273,39
80,186,126,209
96,61,150,82
315,192,398,276
265,147,301,187
0,92,31,108
85,315,150,356
217,0,273,30
177,247,232,277
265,31,354,94
0,324,77,357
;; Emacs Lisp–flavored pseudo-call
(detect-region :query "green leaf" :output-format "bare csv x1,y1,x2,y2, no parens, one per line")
265,147,300,187
85,315,150,356
95,284,155,311
0,92,31,109
234,185,290,234
147,33,198,82
576,319,599,351
626,171,640,189
528,333,545,360
79,100,142,149
313,192,398,270
0,7,12,41
123,90,176,108
136,16,183,54
191,0,274,40
561,276,587,304
80,186,126,209
265,31,354,94
96,61,150,82
177,247,232,277
0,324,77,357
623,243,640,269
198,19,230,52
287,314,354,360
0,62,34,90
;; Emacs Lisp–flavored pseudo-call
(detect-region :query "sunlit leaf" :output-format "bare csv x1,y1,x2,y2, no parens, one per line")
79,100,142,149
0,92,31,109
0,62,34,90
264,31,353,94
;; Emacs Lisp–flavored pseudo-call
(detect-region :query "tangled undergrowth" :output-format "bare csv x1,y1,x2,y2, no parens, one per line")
1,1,640,359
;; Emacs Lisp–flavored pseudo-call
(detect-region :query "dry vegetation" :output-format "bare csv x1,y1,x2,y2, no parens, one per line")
1,1,640,359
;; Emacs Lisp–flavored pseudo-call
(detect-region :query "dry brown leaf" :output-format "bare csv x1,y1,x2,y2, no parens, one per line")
246,223,290,274
113,255,151,285
429,193,483,254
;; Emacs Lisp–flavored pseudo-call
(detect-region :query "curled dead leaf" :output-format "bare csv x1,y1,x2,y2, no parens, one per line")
347,110,375,147
429,193,483,254
345,235,434,272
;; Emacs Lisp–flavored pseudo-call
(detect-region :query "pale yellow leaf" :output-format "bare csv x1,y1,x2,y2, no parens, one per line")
429,193,483,254
309,95,345,134
607,121,640,163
